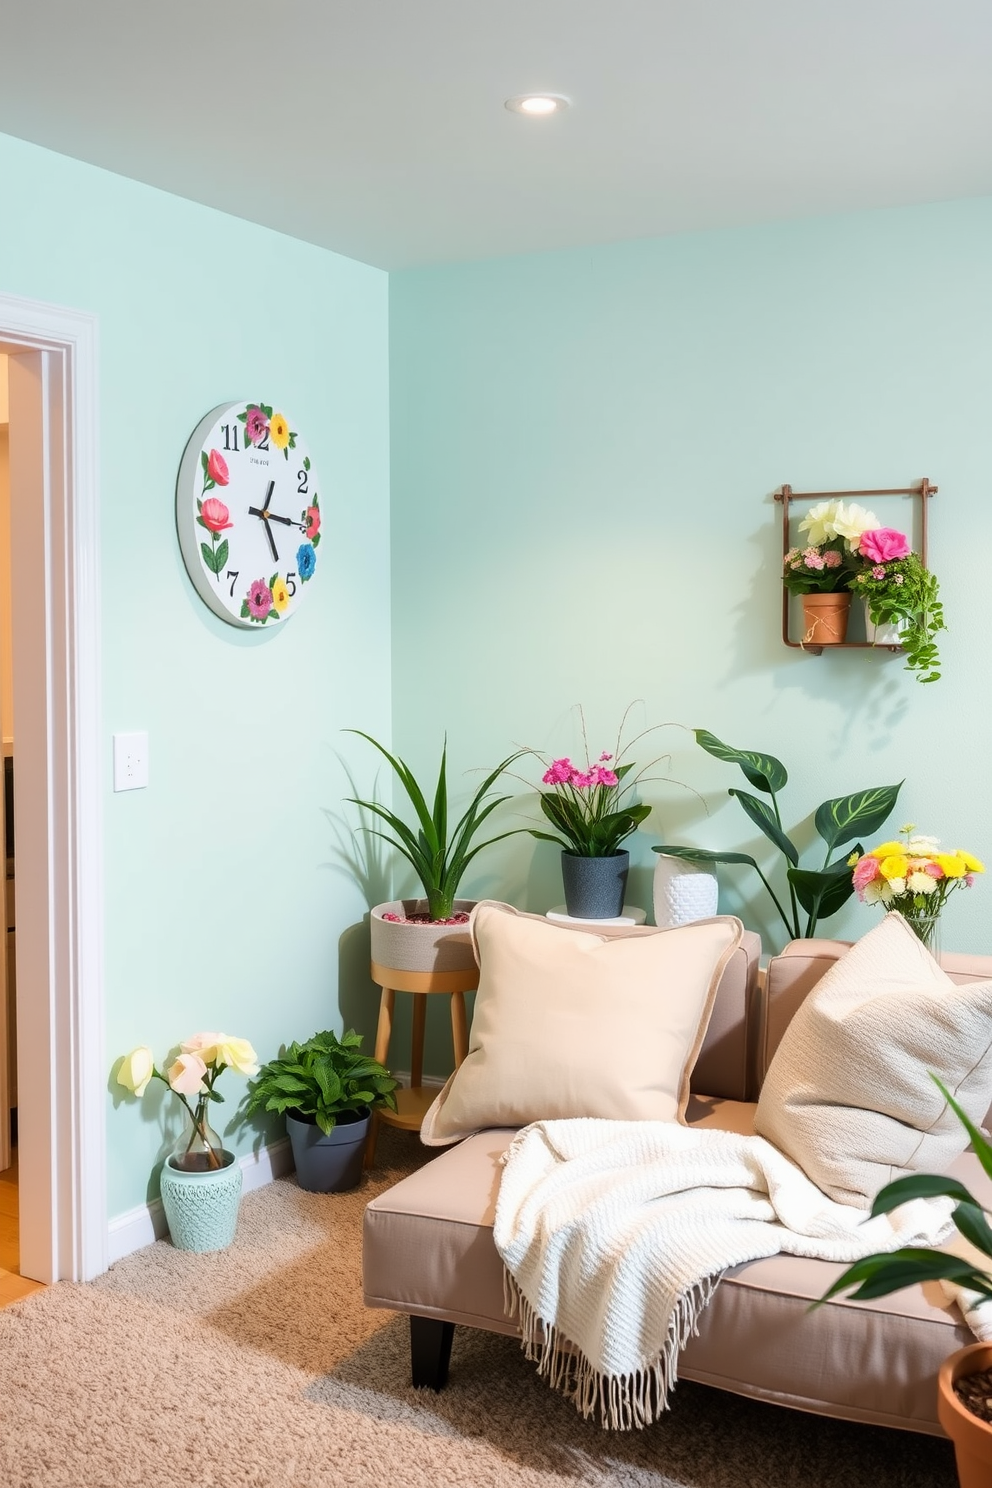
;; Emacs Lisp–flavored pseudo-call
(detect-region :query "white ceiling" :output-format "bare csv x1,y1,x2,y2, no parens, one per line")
3,0,992,271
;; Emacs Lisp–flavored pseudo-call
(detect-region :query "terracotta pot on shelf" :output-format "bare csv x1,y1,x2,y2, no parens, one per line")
800,591,851,646
938,1342,992,1488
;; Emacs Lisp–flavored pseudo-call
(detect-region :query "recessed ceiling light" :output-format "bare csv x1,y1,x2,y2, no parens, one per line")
504,94,570,117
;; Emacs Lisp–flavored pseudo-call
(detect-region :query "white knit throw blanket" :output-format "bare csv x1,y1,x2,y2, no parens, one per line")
494,1119,954,1430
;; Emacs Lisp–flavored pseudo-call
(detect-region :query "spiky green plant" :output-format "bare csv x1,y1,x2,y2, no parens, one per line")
817,1076,992,1307
346,731,526,921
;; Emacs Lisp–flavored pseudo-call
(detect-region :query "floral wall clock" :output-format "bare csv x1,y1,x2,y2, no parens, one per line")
175,400,322,628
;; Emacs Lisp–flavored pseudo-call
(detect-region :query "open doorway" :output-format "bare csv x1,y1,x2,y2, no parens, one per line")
0,293,105,1283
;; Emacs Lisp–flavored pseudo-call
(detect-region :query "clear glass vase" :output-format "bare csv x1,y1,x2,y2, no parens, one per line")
904,911,941,960
169,1103,229,1172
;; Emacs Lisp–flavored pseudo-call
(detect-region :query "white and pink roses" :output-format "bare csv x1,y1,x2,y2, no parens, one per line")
116,1031,259,1170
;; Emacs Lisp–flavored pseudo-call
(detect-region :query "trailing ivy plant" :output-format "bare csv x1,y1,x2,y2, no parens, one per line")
653,731,902,941
243,1029,398,1135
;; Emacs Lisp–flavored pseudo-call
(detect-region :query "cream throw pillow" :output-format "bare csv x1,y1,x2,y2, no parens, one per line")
420,901,743,1147
754,912,992,1209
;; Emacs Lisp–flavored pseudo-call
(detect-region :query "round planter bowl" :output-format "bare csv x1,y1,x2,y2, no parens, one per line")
938,1342,992,1488
287,1109,371,1193
370,899,477,975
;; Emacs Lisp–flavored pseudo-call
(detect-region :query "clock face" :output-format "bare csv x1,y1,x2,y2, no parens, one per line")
176,400,322,628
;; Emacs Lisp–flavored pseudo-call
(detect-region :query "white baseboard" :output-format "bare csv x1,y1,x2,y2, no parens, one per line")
106,1138,294,1265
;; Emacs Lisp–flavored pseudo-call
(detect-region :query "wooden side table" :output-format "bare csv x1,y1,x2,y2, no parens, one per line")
365,959,477,1165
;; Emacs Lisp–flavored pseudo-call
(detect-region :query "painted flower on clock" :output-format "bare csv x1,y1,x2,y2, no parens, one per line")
269,412,290,450
200,446,230,494
246,578,273,620
244,406,269,444
305,501,321,542
297,542,316,581
271,576,290,613
199,497,233,533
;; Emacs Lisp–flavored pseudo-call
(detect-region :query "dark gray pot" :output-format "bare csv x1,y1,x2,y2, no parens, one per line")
560,850,629,920
287,1108,371,1193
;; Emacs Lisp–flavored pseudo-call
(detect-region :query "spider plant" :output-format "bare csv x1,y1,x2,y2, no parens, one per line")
345,731,525,922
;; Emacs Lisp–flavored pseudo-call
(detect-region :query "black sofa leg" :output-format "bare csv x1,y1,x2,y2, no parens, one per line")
410,1315,455,1389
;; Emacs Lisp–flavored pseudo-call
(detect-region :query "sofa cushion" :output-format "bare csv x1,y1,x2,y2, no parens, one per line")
754,911,992,1208
420,901,743,1146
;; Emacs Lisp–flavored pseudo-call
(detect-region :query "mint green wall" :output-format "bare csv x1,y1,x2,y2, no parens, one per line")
0,133,391,1216
389,198,992,1002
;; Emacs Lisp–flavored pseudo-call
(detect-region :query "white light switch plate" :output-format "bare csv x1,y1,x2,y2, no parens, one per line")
113,731,149,791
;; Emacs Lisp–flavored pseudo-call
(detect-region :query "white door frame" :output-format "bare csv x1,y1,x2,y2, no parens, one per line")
0,291,104,1282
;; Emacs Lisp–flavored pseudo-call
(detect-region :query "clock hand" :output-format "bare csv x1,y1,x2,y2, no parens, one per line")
263,511,307,531
248,481,279,563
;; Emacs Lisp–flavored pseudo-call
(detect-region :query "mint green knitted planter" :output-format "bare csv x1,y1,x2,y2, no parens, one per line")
159,1153,243,1252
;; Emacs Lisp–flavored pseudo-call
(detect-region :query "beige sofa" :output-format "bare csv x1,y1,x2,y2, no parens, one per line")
363,934,992,1436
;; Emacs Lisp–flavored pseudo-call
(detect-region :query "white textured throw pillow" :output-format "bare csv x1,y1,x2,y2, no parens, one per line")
754,912,992,1208
420,901,743,1147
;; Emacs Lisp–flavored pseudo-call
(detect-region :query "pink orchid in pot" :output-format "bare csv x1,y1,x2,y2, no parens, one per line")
525,707,667,921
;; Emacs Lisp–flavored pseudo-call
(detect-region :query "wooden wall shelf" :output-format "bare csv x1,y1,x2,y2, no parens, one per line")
774,480,936,655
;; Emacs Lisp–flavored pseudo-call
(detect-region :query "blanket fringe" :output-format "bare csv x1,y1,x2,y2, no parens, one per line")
503,1268,720,1431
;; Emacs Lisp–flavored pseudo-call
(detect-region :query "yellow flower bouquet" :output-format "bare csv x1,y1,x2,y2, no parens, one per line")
850,824,984,952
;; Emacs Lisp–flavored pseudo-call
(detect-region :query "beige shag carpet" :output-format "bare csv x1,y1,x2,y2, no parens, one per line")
0,1130,958,1488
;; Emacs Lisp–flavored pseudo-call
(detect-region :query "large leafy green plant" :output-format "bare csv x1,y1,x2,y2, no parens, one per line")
244,1029,399,1135
819,1077,992,1308
346,731,525,921
653,731,902,940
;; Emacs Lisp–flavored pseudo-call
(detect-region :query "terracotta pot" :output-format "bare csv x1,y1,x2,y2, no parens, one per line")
937,1341,992,1488
801,591,851,645
369,899,477,975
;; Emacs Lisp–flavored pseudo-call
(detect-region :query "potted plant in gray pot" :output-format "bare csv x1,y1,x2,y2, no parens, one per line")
243,1028,398,1192
346,730,526,974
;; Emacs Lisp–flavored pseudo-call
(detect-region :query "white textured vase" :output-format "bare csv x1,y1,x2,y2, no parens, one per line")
652,854,719,928
863,600,904,647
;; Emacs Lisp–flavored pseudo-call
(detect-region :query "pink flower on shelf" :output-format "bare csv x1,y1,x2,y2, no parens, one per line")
859,527,911,564
591,767,619,787
245,407,269,444
599,752,613,761
305,505,321,540
206,449,229,486
802,548,825,570
570,771,594,789
822,550,842,568
871,565,886,580
853,856,881,890
200,497,233,533
247,579,273,619
542,758,574,785
924,861,944,878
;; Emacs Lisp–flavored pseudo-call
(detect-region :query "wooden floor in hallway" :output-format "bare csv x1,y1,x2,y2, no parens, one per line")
0,1149,45,1307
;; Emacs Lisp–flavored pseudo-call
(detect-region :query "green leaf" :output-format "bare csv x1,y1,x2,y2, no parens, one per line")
652,845,759,869
818,1249,992,1305
728,788,799,865
953,1202,992,1262
788,860,856,924
200,540,218,573
694,730,788,794
931,1076,992,1187
200,450,208,474
215,538,229,571
304,456,311,470
814,783,903,852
